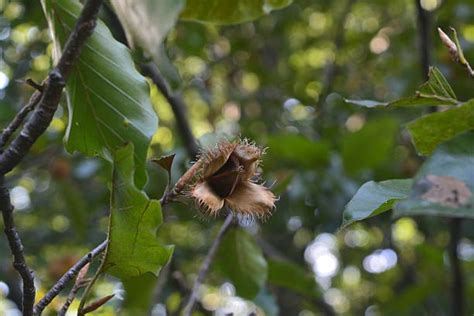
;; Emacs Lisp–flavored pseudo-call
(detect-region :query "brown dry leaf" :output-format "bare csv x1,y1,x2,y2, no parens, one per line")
421,175,472,208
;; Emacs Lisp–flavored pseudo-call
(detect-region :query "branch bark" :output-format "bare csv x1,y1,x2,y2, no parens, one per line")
0,0,103,175
181,213,234,316
415,0,431,81
0,176,35,315
0,90,42,150
33,240,107,315
140,63,199,159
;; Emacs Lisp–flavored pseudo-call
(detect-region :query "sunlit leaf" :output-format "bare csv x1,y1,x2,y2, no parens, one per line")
341,179,413,228
216,228,267,299
181,0,293,24
407,99,474,155
42,0,157,188
395,132,474,219
101,144,173,279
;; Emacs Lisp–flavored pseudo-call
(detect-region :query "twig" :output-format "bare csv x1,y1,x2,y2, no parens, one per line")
448,218,464,316
0,0,103,175
33,240,107,315
0,91,42,150
140,63,199,159
25,79,44,92
415,0,431,81
0,176,35,315
160,158,203,205
58,263,90,316
181,213,234,316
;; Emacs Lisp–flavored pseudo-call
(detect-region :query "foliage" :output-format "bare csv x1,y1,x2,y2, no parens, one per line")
0,0,474,315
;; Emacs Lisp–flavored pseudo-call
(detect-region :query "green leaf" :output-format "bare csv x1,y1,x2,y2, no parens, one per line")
101,144,173,280
216,228,267,299
345,67,458,109
418,67,456,100
267,259,321,298
407,99,474,155
345,95,457,109
341,179,413,228
42,0,157,188
181,0,293,25
342,117,398,173
395,132,474,219
121,273,157,315
266,134,330,169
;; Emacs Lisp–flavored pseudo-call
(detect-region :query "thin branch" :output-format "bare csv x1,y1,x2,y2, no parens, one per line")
415,0,431,81
33,240,107,315
0,0,103,175
0,176,35,315
0,91,42,150
58,263,90,316
448,218,464,316
181,213,234,316
140,62,199,159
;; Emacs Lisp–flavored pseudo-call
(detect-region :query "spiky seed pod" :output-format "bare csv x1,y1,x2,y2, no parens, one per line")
187,139,276,219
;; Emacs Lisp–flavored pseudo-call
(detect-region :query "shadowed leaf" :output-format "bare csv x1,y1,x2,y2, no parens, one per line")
341,179,412,228
216,228,267,299
395,132,474,218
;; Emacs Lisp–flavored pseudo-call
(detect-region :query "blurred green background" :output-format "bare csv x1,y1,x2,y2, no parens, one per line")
1,0,473,315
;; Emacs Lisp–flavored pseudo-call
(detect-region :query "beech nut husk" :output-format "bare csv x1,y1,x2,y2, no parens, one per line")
187,139,276,219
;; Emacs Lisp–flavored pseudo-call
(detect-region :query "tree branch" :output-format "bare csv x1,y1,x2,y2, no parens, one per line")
140,63,199,159
181,213,234,316
448,218,464,316
0,91,42,150
0,176,35,315
33,240,107,315
0,0,103,175
415,0,431,81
